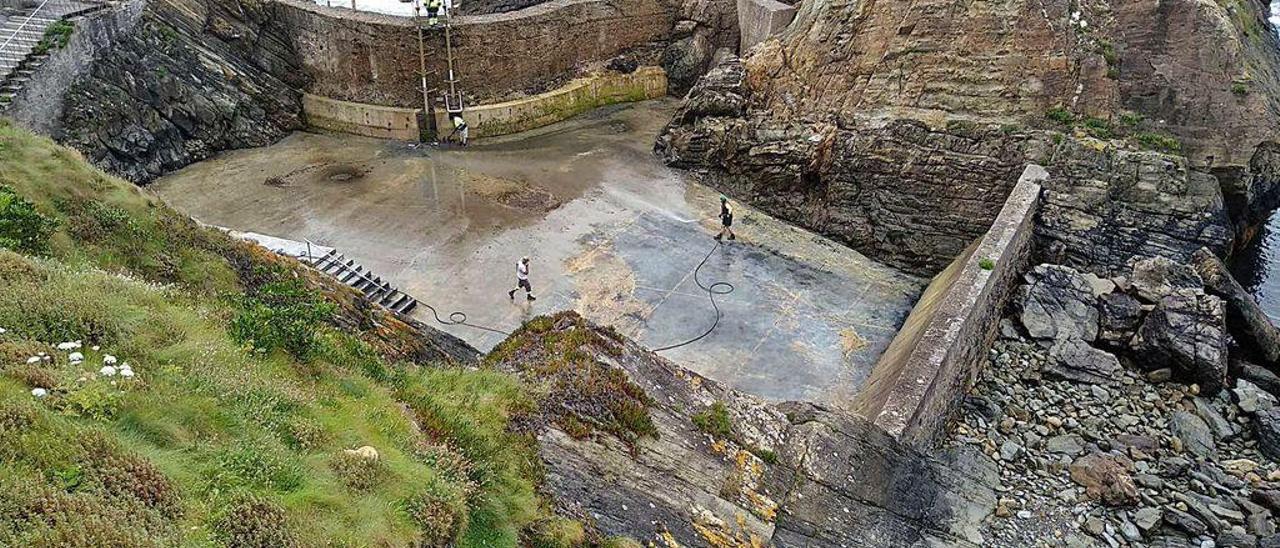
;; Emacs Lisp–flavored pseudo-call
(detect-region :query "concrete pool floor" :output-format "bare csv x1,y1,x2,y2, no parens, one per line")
151,100,925,406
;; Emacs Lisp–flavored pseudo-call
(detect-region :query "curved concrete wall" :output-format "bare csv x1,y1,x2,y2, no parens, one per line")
276,0,677,108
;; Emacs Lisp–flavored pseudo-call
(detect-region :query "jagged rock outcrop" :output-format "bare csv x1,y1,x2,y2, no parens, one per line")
489,313,997,546
658,0,1280,273
55,0,308,183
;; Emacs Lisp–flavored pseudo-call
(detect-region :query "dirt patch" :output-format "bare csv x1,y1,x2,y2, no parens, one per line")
464,172,560,212
263,162,369,187
840,327,869,358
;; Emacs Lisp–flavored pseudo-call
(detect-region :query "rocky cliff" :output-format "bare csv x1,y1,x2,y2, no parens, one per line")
55,0,308,183
658,0,1280,274
487,312,998,546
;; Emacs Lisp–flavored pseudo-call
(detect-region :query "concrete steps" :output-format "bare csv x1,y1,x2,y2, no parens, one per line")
309,250,419,315
0,2,101,110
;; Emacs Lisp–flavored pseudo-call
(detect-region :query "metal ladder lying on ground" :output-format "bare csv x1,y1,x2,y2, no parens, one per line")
0,0,100,109
306,249,420,315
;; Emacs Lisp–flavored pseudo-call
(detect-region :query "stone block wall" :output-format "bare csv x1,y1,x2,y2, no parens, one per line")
432,67,666,138
853,165,1046,447
302,93,420,140
277,0,677,109
734,0,792,53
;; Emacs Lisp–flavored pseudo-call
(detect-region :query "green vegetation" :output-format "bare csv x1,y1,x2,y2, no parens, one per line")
1232,81,1249,96
0,120,565,546
1134,131,1183,153
692,401,733,439
978,258,995,271
1081,117,1113,139
1044,107,1076,126
32,20,74,55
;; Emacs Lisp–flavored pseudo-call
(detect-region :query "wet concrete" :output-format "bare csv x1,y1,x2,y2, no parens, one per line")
151,100,925,406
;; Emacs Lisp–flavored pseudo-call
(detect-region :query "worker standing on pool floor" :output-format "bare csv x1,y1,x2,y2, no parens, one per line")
508,256,536,301
715,195,736,242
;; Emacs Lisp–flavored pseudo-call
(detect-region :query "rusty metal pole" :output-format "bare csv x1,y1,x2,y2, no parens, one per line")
414,0,432,140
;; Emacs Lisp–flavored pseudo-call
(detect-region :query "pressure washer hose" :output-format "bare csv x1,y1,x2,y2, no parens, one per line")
418,242,732,348
419,302,512,336
653,243,735,352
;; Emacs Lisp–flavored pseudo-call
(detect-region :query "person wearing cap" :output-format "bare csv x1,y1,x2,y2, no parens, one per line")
715,195,736,242
508,256,536,301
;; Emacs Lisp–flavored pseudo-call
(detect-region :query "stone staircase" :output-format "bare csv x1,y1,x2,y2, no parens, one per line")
308,249,419,315
0,1,100,109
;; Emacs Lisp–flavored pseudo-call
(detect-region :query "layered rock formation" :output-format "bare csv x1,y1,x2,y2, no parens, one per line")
53,0,308,183
658,0,1280,273
490,312,997,546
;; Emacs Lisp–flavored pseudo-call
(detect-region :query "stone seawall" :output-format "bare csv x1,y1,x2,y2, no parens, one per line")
432,67,666,138
277,0,677,108
853,165,1046,447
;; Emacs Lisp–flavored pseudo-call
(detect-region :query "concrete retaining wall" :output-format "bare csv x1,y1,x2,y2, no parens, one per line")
852,164,1047,447
276,0,676,109
735,0,793,53
434,67,666,138
303,93,420,140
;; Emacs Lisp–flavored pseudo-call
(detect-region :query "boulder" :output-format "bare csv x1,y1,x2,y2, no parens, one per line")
1135,507,1163,532
1235,379,1279,414
1134,289,1229,394
1098,292,1145,348
1170,410,1216,459
1257,407,1280,462
1164,508,1210,537
1192,397,1239,441
1238,359,1280,398
1218,531,1259,548
1130,256,1205,303
1017,264,1100,342
661,29,714,96
1068,452,1139,506
1045,340,1122,385
1192,247,1280,366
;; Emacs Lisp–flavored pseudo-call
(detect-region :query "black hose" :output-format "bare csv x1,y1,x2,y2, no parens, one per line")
653,243,734,352
419,302,513,336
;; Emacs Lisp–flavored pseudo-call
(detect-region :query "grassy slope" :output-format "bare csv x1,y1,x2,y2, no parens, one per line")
0,120,553,547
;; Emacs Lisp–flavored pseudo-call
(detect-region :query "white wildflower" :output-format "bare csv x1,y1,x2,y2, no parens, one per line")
103,355,118,365
120,368,135,378
100,365,117,377
26,356,41,364
69,352,85,363
91,345,101,351
0,327,7,335
57,342,78,351
31,388,48,398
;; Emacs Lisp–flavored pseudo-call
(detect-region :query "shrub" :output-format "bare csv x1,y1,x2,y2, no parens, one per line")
229,277,335,360
32,20,73,55
79,435,182,517
751,447,779,465
1044,107,1075,125
212,493,298,548
1082,117,1113,139
529,517,586,548
978,258,995,271
1118,112,1144,128
0,185,58,255
329,451,388,491
403,486,467,545
58,380,123,420
209,443,304,493
1232,82,1249,95
692,402,733,439
1134,132,1182,153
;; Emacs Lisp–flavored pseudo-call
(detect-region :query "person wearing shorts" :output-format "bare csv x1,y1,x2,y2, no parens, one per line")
508,256,536,301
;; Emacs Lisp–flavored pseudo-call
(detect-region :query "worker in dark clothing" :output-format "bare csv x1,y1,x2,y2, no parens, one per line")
715,195,736,242
425,0,442,26
508,256,536,301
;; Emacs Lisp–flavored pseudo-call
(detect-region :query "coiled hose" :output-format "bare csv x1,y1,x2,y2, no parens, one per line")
652,243,734,352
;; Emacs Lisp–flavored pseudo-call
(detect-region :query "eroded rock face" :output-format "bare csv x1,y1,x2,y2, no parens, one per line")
659,0,1280,273
491,313,997,546
56,0,308,183
1016,264,1099,342
1134,290,1230,395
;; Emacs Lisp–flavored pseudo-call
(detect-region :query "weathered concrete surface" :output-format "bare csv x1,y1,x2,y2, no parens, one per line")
151,100,923,407
277,0,677,108
855,165,1045,446
432,67,667,139
735,0,793,53
495,313,997,546
303,93,421,140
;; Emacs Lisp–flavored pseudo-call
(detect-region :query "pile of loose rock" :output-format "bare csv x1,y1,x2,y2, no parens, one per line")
949,251,1280,547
